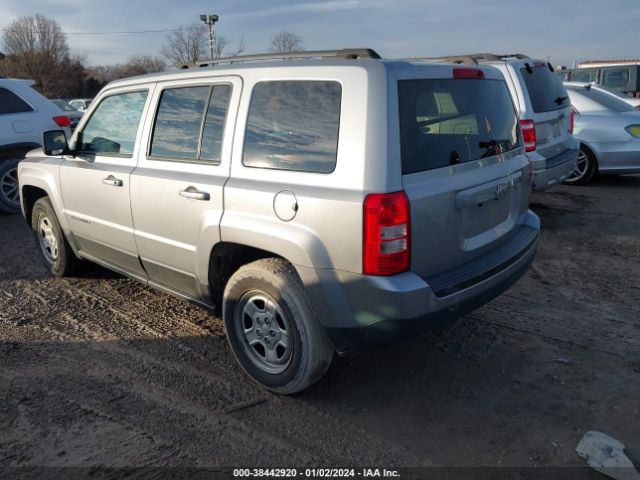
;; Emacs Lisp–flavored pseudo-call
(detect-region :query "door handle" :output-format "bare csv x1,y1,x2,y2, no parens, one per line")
179,186,210,201
102,175,123,187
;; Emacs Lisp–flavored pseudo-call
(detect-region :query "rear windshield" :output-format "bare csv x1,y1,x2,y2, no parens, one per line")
568,86,635,113
521,64,570,112
398,79,520,175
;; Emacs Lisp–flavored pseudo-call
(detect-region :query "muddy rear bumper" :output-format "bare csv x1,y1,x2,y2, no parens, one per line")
298,211,540,354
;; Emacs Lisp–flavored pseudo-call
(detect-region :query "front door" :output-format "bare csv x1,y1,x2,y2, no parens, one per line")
60,88,151,279
130,77,240,299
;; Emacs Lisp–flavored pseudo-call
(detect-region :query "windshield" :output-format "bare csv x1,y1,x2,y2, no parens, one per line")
399,78,520,174
521,64,570,112
567,86,635,113
52,100,77,112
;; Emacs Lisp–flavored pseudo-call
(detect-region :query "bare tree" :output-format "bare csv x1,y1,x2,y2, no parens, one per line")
0,15,75,97
211,34,247,59
269,31,303,53
161,24,208,66
117,55,165,77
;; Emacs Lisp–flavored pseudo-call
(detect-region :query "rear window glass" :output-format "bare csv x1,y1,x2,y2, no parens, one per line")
151,86,210,160
521,64,570,112
243,81,341,173
150,85,231,163
398,79,520,175
571,69,598,83
0,87,33,114
601,68,631,89
568,86,634,113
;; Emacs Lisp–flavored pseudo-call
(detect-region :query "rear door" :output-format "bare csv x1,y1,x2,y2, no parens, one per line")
516,62,573,160
130,76,240,299
395,67,532,280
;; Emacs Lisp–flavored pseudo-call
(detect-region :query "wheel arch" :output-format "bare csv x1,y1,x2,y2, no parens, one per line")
207,242,288,314
579,141,600,172
21,185,49,224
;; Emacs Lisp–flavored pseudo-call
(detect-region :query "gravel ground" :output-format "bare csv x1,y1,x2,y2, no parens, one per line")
0,176,639,473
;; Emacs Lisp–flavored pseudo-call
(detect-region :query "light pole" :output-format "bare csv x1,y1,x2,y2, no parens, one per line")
200,14,219,60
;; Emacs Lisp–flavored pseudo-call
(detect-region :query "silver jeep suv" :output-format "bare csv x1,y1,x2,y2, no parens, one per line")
18,49,539,393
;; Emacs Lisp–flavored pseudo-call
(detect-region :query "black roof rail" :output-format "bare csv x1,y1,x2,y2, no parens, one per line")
179,48,381,69
413,53,530,65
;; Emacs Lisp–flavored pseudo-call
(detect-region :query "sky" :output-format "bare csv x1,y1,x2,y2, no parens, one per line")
1,0,639,67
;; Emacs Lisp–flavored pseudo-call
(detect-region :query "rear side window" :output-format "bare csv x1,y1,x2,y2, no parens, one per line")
150,84,231,163
398,79,520,175
571,69,598,83
0,87,33,114
601,68,630,89
520,64,570,112
79,90,148,156
243,81,341,173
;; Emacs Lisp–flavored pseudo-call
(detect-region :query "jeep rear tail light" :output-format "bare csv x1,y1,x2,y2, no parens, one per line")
569,111,575,134
53,115,71,128
453,68,485,80
363,191,410,276
520,119,536,152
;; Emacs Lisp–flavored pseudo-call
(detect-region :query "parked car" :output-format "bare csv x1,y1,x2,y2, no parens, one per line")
423,53,579,192
564,63,640,98
50,99,84,130
18,49,539,393
0,78,71,214
588,85,640,109
68,98,93,112
563,82,640,184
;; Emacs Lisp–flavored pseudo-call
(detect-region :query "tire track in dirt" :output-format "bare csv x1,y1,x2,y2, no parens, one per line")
1,268,425,465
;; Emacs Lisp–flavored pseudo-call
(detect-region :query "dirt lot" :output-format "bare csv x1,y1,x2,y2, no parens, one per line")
1,176,639,474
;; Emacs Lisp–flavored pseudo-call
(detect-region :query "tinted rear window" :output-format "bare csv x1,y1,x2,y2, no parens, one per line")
571,69,598,83
521,65,570,112
399,79,520,175
601,68,631,89
243,81,341,173
0,87,33,114
568,86,635,113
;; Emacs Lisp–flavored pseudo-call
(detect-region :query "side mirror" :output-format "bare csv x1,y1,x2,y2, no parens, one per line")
43,130,70,156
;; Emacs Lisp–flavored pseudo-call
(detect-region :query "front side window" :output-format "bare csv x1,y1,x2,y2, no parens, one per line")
601,68,631,89
150,84,231,163
0,87,33,114
243,81,342,173
79,90,148,156
399,79,520,174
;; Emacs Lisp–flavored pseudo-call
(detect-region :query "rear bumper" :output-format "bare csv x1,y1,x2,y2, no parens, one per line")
298,211,540,354
532,147,579,192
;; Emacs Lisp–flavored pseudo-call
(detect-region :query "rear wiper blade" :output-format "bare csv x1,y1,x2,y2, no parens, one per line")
555,95,568,105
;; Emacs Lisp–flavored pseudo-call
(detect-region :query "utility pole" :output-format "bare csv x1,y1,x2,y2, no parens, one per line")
200,14,219,60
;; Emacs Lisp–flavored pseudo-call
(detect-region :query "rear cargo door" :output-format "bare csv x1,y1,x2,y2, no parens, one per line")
397,71,532,281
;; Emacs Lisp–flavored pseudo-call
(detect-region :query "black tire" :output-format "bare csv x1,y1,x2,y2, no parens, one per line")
223,258,334,394
31,197,81,277
0,157,21,214
564,145,597,185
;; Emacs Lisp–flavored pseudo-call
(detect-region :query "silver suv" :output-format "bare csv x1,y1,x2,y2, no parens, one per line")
18,49,539,393
426,54,579,191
